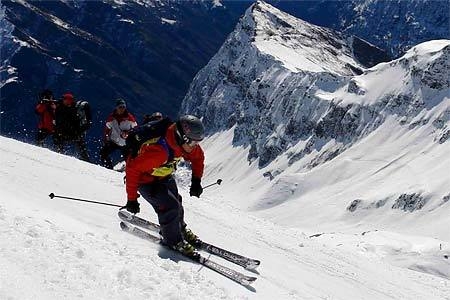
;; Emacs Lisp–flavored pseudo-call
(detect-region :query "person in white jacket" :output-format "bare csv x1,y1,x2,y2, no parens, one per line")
100,99,137,169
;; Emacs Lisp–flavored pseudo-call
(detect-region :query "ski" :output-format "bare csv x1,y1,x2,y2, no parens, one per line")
118,210,160,231
119,221,257,286
118,211,260,270
120,220,160,242
201,242,260,270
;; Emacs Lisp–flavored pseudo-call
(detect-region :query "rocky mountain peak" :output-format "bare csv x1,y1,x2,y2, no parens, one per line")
241,1,388,76
181,2,449,172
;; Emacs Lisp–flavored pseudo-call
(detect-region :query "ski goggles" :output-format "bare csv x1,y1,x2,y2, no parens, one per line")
186,139,201,147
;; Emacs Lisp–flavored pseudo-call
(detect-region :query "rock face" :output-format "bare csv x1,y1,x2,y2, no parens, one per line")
341,0,450,57
181,1,449,171
392,193,427,212
0,0,248,140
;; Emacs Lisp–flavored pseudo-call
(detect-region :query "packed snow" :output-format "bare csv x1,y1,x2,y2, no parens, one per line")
0,136,449,299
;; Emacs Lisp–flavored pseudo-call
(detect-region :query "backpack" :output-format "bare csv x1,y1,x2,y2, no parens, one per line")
125,117,173,158
76,100,92,131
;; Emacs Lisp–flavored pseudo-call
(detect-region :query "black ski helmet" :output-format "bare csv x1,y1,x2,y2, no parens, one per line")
176,115,205,144
40,89,53,101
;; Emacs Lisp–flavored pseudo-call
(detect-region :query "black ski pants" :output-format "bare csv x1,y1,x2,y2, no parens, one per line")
99,141,128,169
36,128,53,147
138,176,185,247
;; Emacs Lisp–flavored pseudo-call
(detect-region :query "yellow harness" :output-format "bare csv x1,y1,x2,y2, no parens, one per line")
140,137,181,177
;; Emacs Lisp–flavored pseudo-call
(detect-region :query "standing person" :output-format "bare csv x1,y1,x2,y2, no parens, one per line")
54,92,90,162
100,99,137,169
121,115,205,257
35,89,57,146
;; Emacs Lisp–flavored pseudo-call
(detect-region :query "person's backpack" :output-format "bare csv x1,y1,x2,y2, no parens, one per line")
125,117,173,158
76,100,92,131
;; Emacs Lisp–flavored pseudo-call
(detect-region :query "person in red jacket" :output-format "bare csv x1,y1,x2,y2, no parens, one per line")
122,115,205,257
100,99,137,169
35,89,57,146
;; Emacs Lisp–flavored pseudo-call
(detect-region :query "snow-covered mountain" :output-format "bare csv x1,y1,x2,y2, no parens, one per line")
181,1,450,235
182,1,392,167
1,1,449,298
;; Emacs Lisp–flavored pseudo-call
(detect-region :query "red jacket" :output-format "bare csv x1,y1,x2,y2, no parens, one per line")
125,124,204,200
35,102,56,132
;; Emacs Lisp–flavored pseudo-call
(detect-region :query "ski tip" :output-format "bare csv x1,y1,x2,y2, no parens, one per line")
119,221,129,230
245,260,261,271
242,277,257,286
118,210,133,220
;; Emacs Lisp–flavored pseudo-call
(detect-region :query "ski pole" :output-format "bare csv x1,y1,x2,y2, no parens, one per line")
203,179,223,189
48,193,122,208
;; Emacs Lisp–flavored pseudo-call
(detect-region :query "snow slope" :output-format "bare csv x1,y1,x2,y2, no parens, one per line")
1,136,449,299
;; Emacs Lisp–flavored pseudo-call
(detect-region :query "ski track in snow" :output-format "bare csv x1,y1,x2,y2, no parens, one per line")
1,137,449,299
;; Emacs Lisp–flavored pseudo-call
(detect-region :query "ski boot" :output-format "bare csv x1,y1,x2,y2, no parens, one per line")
173,240,199,259
182,227,203,248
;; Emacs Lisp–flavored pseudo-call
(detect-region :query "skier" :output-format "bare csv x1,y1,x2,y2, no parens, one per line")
121,115,205,256
100,99,137,169
54,92,90,162
35,89,57,146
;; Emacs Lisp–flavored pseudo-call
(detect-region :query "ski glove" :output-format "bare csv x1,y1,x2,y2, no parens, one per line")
189,177,203,198
121,200,140,214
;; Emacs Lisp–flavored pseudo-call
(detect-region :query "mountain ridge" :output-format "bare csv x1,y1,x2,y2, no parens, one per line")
180,2,449,221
